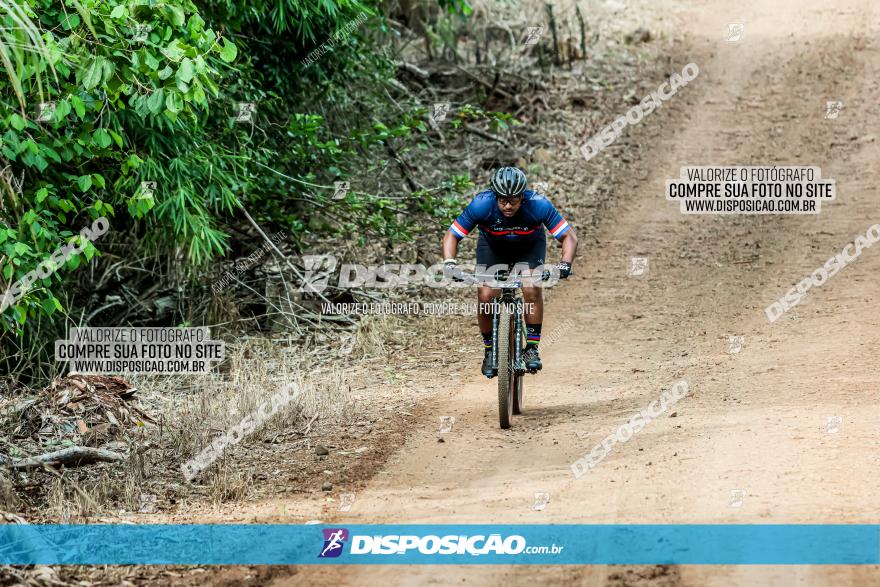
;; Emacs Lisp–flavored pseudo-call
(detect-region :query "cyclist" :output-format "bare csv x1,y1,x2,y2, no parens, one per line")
441,167,578,377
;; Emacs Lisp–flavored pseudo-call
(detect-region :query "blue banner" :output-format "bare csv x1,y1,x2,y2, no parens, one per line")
0,525,877,565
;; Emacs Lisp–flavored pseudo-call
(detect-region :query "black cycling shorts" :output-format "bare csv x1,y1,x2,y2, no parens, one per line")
476,234,547,270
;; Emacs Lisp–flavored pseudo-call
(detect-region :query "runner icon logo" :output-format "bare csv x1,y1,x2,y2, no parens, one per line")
824,101,843,119
319,528,349,558
333,181,350,200
300,254,338,293
726,23,745,42
728,335,744,354
431,103,450,122
628,256,649,278
524,26,544,45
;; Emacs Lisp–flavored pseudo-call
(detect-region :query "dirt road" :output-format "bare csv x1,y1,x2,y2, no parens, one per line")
228,0,880,583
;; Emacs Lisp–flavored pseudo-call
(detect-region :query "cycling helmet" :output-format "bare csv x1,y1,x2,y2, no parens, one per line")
490,167,528,197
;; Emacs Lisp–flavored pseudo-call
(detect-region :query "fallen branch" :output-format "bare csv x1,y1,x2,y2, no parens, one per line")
397,61,429,80
385,140,422,192
303,413,320,435
299,312,355,323
4,447,125,470
453,65,515,99
235,201,356,327
463,123,511,147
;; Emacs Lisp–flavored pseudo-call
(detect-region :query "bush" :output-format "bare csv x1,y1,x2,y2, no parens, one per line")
0,0,486,384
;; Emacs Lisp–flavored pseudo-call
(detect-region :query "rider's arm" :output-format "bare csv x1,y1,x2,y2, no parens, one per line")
448,198,482,240
540,199,573,244
442,195,487,260
441,231,459,261
539,198,577,266
559,229,578,264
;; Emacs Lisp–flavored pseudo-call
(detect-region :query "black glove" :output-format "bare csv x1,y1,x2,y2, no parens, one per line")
558,261,572,279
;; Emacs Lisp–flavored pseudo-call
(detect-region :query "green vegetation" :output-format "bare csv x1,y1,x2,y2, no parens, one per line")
0,0,511,383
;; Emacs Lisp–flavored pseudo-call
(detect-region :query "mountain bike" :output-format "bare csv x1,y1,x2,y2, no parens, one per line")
457,267,552,429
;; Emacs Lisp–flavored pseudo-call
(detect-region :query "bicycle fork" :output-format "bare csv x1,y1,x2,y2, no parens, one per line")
491,305,500,372
513,298,525,372
492,298,526,373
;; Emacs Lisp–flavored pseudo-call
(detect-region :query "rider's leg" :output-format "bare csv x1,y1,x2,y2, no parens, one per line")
522,281,544,345
521,284,544,330
518,237,548,370
476,234,500,376
522,278,544,371
476,236,499,348
478,285,499,377
477,285,499,340
521,281,544,370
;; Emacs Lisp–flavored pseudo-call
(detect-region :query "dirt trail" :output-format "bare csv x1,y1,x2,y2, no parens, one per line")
237,0,880,583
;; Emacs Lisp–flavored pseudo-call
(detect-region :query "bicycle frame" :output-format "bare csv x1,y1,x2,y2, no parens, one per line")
457,267,539,375
491,289,525,375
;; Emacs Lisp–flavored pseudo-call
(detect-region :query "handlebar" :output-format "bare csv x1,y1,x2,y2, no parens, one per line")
451,269,554,288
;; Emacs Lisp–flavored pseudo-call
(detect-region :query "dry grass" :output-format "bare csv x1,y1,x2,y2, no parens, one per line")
3,318,401,521
0,302,446,522
158,346,341,476
205,464,253,505
47,472,120,520
0,470,19,512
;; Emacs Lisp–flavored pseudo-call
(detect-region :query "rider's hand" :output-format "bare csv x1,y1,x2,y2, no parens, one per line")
557,261,572,279
443,259,460,281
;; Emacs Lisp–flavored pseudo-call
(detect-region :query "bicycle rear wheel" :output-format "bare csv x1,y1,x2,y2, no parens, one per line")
497,303,514,429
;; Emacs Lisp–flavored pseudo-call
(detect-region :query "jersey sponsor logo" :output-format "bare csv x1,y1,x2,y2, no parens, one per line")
483,225,540,236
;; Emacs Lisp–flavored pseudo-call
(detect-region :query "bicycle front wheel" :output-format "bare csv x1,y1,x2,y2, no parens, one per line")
497,303,514,429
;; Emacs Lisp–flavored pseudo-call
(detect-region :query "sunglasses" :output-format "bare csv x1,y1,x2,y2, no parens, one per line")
497,195,523,205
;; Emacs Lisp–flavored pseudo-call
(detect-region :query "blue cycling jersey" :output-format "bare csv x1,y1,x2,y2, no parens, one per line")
449,189,571,243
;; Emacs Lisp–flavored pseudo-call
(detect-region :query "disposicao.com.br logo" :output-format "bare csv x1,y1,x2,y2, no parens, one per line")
319,528,349,558
319,529,563,558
